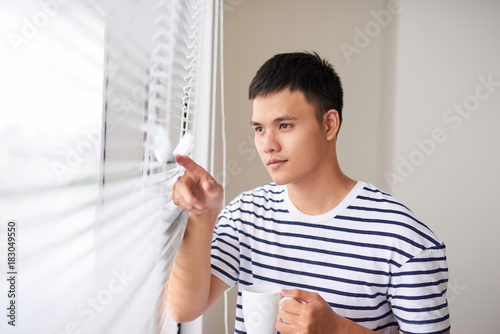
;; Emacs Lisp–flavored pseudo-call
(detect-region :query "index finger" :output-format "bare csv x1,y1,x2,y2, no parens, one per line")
281,288,317,303
175,154,201,173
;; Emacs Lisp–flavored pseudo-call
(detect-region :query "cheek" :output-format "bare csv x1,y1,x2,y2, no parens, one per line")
291,135,312,151
254,138,265,159
291,134,323,160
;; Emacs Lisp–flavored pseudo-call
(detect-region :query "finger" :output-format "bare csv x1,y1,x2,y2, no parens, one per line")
173,177,202,210
175,154,201,174
275,317,295,334
280,298,306,318
278,303,298,320
281,288,317,303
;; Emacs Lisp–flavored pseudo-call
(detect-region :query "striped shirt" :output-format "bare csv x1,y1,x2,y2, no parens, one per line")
211,182,450,334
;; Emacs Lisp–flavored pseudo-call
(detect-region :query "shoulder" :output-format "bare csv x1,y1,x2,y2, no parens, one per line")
345,182,444,251
349,182,421,222
351,182,412,211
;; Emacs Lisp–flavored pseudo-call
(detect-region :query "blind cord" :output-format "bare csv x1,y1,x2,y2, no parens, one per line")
218,0,229,333
209,0,228,332
209,0,220,176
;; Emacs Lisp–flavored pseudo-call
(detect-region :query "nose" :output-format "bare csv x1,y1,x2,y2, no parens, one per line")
261,130,280,154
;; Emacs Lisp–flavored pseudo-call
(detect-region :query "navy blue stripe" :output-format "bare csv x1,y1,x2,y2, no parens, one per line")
214,221,239,235
388,289,447,301
333,299,390,311
238,278,252,286
253,185,284,194
239,265,252,276
213,224,239,240
211,245,239,264
241,193,284,203
389,278,448,289
336,215,440,247
211,254,238,274
233,217,414,258
396,313,449,325
348,309,393,323
240,253,389,287
408,256,447,263
213,226,239,245
362,186,392,197
211,264,237,282
234,314,245,333
392,301,448,313
373,321,399,332
391,267,448,277
234,199,288,213
356,195,411,211
403,325,451,334
212,237,239,253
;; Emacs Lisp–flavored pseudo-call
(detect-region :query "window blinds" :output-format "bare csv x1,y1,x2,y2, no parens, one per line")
0,0,213,333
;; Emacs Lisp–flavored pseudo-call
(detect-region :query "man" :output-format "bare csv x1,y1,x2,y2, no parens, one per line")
168,52,450,334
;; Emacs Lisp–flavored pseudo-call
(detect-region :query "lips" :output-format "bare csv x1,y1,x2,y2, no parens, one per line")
267,158,287,170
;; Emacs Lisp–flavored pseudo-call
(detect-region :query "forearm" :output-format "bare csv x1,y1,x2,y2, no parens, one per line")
167,209,219,322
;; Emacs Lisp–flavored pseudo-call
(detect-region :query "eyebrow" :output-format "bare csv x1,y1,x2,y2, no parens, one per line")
251,115,299,126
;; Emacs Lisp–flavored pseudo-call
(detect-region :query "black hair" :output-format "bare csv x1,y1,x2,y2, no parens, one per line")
248,52,344,134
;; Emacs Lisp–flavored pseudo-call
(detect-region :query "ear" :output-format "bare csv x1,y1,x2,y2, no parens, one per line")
323,109,340,141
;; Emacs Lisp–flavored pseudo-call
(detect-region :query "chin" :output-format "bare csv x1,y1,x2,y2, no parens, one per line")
266,166,294,185
268,174,289,186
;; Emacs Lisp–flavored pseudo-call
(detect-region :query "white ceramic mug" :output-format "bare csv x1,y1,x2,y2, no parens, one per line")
242,284,282,334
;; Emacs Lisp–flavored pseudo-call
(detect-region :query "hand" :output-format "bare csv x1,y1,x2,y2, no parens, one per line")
172,154,224,217
277,289,342,334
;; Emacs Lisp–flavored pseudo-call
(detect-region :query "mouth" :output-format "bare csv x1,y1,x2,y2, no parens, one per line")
267,158,287,170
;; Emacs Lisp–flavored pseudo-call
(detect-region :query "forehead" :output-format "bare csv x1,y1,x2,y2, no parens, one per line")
251,89,316,121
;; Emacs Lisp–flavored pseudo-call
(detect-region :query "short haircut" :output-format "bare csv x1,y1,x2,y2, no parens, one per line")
248,52,344,134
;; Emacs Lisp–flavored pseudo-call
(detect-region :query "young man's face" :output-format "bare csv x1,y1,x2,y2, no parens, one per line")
251,89,334,186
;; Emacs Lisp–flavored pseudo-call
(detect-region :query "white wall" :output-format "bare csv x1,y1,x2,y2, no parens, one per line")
219,0,393,201
205,0,500,333
391,1,500,333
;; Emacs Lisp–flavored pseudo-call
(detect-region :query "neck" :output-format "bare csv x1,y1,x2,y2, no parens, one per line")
286,158,356,216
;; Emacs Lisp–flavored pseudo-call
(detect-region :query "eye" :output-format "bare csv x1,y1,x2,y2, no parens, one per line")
279,123,291,130
254,127,264,133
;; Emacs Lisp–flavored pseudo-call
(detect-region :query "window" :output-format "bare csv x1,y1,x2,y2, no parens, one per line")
0,0,214,333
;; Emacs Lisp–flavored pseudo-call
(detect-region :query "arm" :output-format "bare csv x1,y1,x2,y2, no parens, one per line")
166,155,228,323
